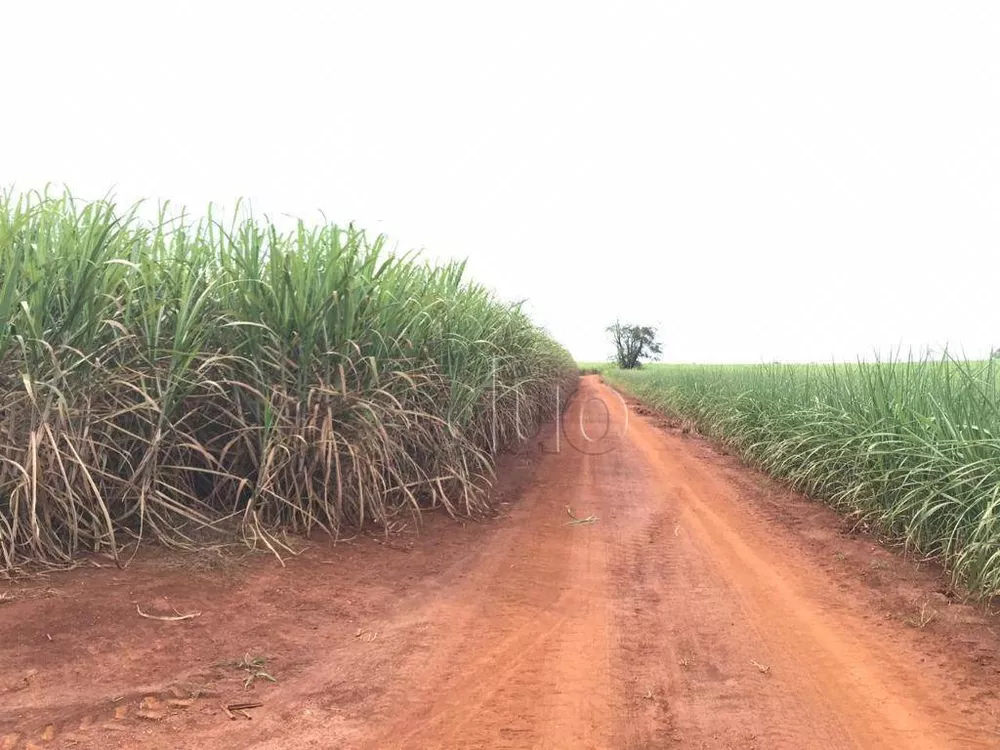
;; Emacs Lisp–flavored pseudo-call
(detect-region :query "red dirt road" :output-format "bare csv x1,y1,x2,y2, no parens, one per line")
3,375,1000,748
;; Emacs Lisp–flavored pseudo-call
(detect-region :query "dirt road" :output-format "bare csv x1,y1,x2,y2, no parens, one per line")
3,375,1000,749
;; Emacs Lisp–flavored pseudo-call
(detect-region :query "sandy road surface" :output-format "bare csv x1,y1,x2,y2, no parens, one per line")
3,375,1000,749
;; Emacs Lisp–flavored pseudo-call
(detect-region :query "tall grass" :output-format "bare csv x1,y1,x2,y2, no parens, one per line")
604,359,1000,597
0,189,577,570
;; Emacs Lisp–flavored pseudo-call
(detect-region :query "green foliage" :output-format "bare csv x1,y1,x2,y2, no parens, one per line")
607,321,662,369
605,358,1000,597
0,189,577,569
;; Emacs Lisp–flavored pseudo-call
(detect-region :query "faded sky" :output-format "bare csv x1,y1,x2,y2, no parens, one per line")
3,1,998,362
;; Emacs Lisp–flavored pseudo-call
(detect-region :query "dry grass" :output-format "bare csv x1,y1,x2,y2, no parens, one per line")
0,189,577,570
219,654,278,690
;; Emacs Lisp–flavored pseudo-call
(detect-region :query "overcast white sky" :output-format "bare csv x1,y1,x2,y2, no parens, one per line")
3,1,998,362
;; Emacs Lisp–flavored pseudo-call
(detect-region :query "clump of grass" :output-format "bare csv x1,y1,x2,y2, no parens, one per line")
605,357,1000,597
904,601,939,629
0,189,578,570
219,654,277,690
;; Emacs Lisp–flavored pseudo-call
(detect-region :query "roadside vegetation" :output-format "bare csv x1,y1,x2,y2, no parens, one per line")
0,189,577,570
601,359,1000,597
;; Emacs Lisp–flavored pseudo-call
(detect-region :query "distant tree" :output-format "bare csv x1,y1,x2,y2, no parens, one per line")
992,347,1000,360
607,321,662,369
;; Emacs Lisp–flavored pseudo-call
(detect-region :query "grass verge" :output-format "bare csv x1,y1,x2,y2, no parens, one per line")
604,359,1000,597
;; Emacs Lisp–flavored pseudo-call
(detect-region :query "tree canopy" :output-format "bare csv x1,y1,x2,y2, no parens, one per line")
607,321,662,369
